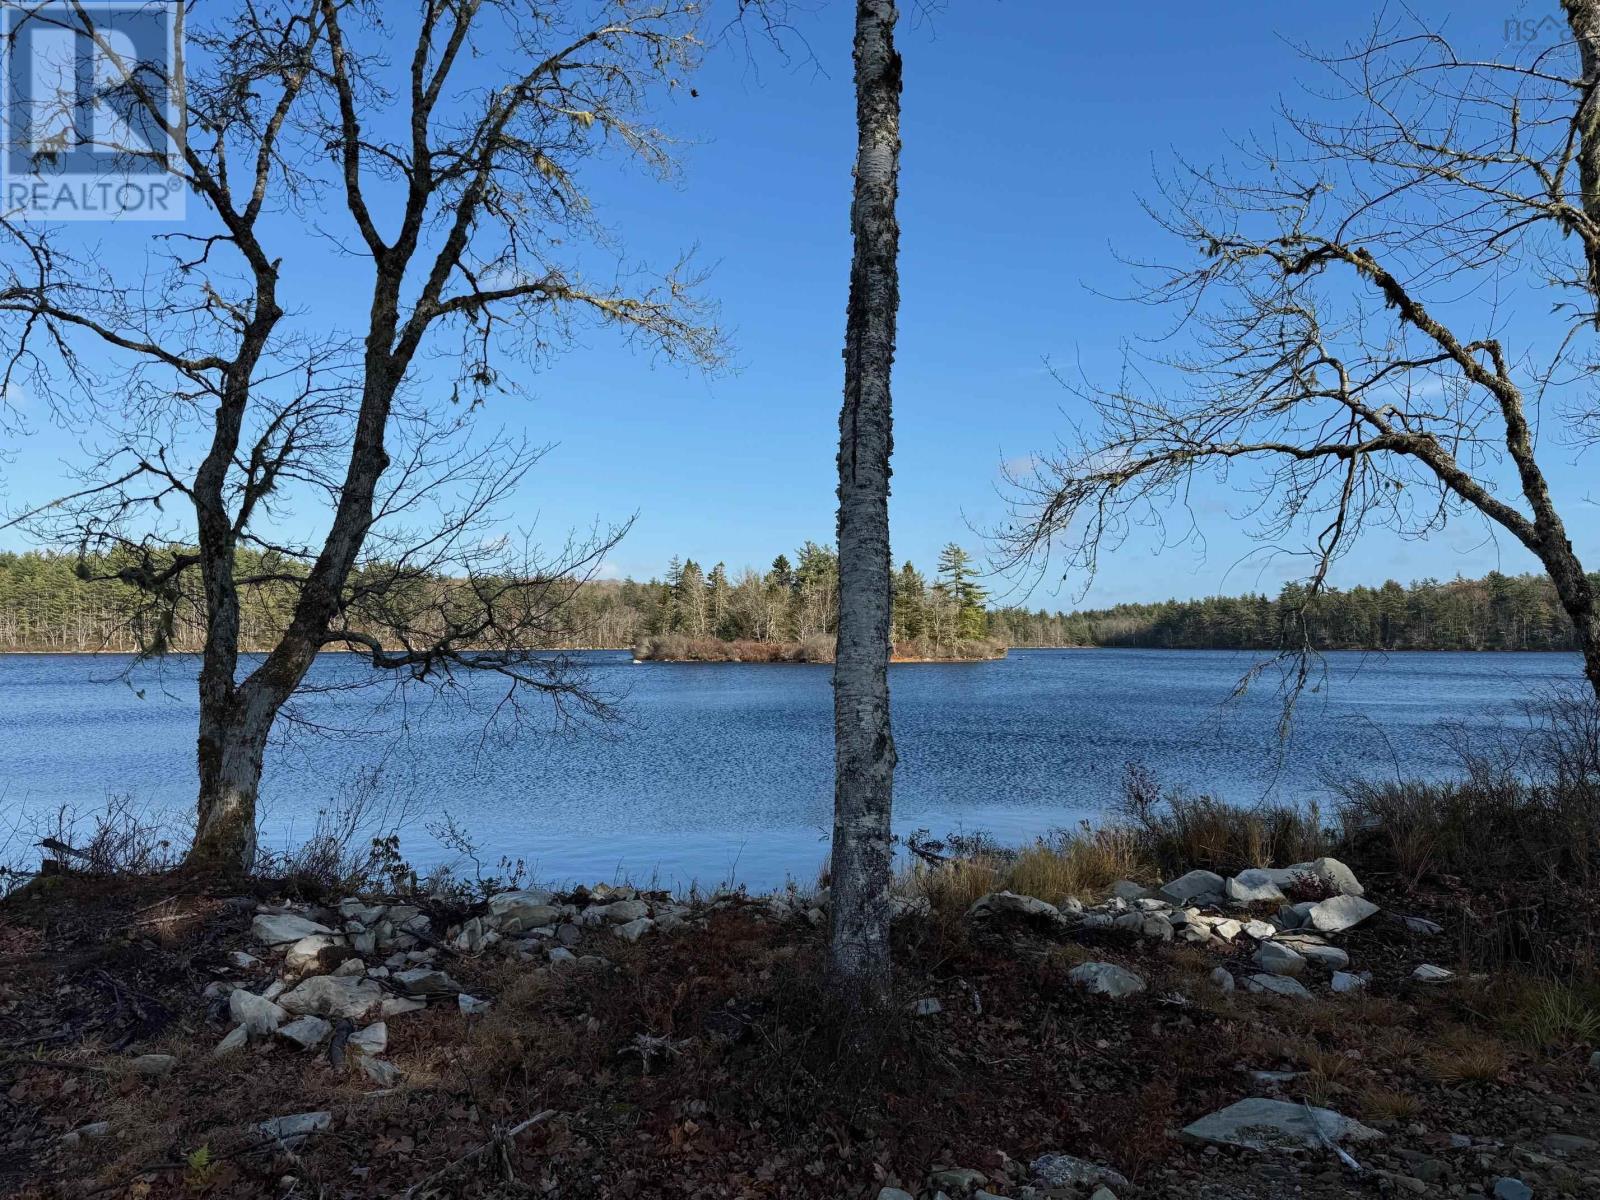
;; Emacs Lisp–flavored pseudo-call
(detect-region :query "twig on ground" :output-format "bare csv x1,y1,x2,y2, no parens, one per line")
401,1110,558,1198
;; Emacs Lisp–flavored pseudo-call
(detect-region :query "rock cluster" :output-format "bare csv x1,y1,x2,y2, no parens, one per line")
966,857,1446,1003
208,883,737,1084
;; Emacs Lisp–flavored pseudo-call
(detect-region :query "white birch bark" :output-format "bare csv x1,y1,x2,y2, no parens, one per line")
829,0,902,999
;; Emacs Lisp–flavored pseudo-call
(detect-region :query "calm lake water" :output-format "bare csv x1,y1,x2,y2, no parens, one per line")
0,649,1581,889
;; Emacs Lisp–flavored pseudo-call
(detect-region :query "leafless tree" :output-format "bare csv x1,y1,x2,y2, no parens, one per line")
0,0,719,870
1001,2,1600,704
830,0,901,1000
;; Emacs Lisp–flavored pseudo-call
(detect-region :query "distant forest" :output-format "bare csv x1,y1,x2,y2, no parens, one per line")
0,547,1590,654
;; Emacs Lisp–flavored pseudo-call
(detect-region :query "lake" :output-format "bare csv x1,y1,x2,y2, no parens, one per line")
0,649,1581,889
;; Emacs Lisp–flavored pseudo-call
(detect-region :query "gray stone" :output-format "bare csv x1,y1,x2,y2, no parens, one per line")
613,916,655,942
1331,970,1371,993
349,1022,387,1055
229,988,288,1035
1209,966,1235,993
1109,879,1152,901
452,917,486,952
1493,1180,1533,1200
912,997,943,1017
1242,919,1276,940
1244,974,1313,1000
1181,1097,1383,1152
600,899,650,924
257,1110,331,1149
332,956,366,978
393,967,462,996
967,891,1066,922
548,946,577,966
1306,894,1380,933
1274,936,1350,970
1067,961,1146,999
279,974,385,1019
251,912,334,946
1253,941,1307,977
1590,1049,1600,1075
227,949,261,970
1411,963,1454,983
1541,1133,1597,1154
213,1025,249,1058
278,1015,333,1049
382,996,427,1018
358,1054,401,1086
130,1053,176,1078
59,1121,111,1147
877,1190,915,1200
1226,870,1287,904
1399,914,1444,935
1159,869,1227,904
1030,1152,1129,1189
458,993,491,1015
929,1168,989,1191
1088,1189,1117,1200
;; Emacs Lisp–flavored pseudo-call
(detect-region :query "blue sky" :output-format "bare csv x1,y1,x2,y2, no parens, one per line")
1,0,1594,608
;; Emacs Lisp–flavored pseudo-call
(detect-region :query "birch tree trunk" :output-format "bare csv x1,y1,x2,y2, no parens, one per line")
829,0,902,1000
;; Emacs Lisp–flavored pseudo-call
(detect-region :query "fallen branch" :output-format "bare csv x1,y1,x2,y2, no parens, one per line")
402,1110,557,1198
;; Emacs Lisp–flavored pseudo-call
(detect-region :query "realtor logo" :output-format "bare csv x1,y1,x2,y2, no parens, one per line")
0,2,186,221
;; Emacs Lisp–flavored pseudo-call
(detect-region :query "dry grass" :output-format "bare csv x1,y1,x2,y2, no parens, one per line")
899,824,1153,919
1427,1037,1511,1084
1359,1086,1426,1121
1493,977,1600,1049
1115,765,1327,877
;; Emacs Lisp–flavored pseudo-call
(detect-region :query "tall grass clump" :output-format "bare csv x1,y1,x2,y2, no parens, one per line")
1115,764,1328,877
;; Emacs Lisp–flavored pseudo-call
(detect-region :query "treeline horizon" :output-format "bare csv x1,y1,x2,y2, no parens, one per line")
0,547,1591,655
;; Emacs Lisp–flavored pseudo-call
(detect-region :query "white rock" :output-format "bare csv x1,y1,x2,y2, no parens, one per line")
251,913,335,946
332,957,367,978
382,996,427,1018
1306,894,1379,933
350,1022,387,1055
458,993,491,1015
1253,941,1307,977
600,899,650,924
1244,974,1313,1000
278,975,385,1020
229,988,288,1035
257,1110,331,1149
227,950,261,970
1208,918,1244,940
1067,961,1146,999
548,946,577,966
214,1025,249,1057
1243,919,1276,940
1411,963,1454,983
278,1015,333,1049
1182,1097,1382,1152
1226,870,1287,904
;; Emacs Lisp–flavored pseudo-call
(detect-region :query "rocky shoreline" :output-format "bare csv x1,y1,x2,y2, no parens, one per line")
5,848,1597,1199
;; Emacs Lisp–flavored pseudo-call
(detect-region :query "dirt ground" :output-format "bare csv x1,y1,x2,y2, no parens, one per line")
2,867,1597,1200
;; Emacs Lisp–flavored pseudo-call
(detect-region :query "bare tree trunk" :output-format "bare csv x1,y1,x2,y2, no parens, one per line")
192,697,269,869
829,0,902,1000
